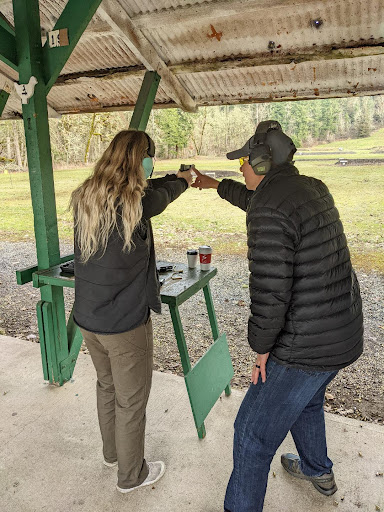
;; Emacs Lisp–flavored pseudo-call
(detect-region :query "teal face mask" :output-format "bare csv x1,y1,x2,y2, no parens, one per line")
142,157,154,179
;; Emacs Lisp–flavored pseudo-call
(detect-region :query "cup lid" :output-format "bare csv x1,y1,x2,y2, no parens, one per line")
187,249,198,254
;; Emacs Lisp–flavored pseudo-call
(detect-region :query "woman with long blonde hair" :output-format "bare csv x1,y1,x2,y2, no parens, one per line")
71,129,192,494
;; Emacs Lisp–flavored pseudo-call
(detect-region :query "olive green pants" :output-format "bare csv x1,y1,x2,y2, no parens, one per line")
80,316,153,489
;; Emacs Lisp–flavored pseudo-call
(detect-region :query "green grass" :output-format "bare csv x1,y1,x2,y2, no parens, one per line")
1,156,383,273
311,127,384,151
296,153,384,160
0,167,91,242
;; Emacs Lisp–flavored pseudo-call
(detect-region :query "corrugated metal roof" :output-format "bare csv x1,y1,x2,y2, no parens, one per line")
61,33,139,74
0,0,383,118
179,56,383,105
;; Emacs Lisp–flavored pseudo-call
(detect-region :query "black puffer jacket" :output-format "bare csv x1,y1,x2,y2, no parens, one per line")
74,175,188,334
218,163,363,371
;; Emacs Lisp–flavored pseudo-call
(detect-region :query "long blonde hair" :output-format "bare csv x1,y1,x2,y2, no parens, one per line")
70,130,149,263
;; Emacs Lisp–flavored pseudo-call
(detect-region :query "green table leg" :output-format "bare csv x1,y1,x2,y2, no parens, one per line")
203,284,231,397
41,301,60,384
168,304,206,439
36,300,49,381
197,423,206,439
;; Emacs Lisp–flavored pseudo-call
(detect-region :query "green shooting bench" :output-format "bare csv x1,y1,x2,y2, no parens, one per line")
22,259,233,439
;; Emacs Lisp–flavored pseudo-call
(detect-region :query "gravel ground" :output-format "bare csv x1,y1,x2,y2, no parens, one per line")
0,241,383,425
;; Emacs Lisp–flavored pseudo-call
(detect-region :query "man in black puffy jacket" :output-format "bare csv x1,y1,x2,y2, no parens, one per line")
192,121,363,512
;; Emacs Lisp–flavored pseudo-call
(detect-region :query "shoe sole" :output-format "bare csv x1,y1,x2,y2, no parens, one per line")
116,462,166,494
312,481,338,496
282,463,337,497
103,460,118,468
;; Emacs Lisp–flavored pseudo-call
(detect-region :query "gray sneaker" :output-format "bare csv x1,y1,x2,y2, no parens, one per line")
116,461,166,494
103,459,118,468
281,453,337,496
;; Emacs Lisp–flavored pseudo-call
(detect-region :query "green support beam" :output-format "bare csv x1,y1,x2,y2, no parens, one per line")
42,0,103,92
129,71,161,131
13,0,61,270
0,16,17,71
0,89,10,116
13,0,66,384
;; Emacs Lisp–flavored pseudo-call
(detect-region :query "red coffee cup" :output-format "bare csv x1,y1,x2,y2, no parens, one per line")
199,245,212,271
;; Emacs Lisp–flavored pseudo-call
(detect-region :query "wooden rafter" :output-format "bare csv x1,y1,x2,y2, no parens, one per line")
52,44,384,87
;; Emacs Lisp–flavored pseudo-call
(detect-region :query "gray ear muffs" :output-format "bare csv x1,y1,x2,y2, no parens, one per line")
266,130,296,165
249,132,272,175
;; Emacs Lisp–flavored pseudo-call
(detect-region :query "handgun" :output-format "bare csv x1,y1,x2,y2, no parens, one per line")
179,164,195,172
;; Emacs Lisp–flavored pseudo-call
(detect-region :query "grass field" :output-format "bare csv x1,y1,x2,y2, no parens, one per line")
311,127,384,151
1,132,383,273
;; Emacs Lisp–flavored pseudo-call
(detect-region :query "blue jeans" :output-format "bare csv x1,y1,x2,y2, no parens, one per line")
224,359,338,512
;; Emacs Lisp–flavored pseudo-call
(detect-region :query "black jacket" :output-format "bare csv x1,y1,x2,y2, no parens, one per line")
218,163,363,371
74,174,188,334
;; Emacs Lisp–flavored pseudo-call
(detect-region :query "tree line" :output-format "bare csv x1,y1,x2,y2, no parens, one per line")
0,95,383,170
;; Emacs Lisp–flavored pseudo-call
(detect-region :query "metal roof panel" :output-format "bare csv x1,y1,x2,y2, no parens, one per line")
0,0,383,118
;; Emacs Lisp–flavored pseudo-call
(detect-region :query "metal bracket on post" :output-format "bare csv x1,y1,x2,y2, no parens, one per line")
129,70,161,131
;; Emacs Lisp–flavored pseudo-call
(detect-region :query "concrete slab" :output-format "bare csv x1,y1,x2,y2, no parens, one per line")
0,335,383,512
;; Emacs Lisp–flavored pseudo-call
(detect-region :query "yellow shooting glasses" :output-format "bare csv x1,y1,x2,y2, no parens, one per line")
239,156,249,167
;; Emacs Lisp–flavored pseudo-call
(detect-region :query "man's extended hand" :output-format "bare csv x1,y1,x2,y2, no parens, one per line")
251,352,270,384
191,168,219,190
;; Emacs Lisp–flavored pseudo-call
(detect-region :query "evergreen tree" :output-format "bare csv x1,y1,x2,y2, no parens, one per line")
155,109,193,157
357,116,371,138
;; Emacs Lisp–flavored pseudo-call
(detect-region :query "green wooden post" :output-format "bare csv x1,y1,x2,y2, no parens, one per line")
13,0,67,384
13,0,104,384
13,0,60,268
203,284,231,396
129,71,161,131
36,300,49,381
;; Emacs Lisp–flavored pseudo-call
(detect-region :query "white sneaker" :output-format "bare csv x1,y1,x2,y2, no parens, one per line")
103,459,118,468
116,461,166,494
